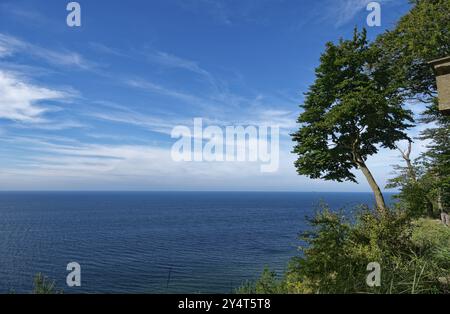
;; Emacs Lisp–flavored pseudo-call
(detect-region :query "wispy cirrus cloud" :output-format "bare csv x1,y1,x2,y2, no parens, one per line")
325,0,394,27
176,0,281,26
124,77,212,109
0,2,52,26
0,45,12,58
145,51,209,76
89,42,128,58
0,131,303,192
0,70,67,122
0,33,96,70
89,109,180,136
178,0,233,25
144,50,219,88
88,42,215,81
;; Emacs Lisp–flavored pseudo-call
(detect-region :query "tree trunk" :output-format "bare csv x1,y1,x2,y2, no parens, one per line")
398,141,416,182
437,192,449,226
438,191,443,212
425,197,434,217
351,141,387,213
358,161,387,213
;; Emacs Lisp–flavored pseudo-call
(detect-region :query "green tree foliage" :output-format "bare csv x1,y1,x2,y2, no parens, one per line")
240,206,450,294
376,0,450,101
242,1,450,295
293,207,449,294
418,103,450,213
381,0,450,217
386,141,435,217
412,218,450,265
387,104,450,218
32,273,61,294
236,268,284,294
292,29,414,212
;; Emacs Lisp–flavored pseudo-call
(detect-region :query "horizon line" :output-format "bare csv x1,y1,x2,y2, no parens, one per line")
0,190,396,193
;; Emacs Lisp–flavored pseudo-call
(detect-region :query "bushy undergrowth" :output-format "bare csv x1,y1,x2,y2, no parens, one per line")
238,206,450,294
32,273,61,294
411,219,450,270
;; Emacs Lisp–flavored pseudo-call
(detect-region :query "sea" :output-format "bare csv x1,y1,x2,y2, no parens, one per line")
0,192,389,293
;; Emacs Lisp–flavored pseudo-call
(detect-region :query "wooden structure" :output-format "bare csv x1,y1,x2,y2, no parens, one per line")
430,56,450,115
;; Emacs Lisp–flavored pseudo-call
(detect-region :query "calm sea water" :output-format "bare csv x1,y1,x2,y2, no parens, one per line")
0,192,387,294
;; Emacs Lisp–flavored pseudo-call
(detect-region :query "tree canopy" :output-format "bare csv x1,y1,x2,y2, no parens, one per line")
376,0,450,101
379,0,450,216
292,29,414,211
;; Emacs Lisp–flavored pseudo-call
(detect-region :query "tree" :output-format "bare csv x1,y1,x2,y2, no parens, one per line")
292,29,414,212
396,140,416,182
377,0,450,222
386,141,434,217
418,103,450,221
375,0,450,103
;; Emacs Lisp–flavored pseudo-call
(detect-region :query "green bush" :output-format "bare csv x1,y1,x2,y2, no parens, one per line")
236,268,285,294
239,206,450,294
412,219,450,268
32,273,61,294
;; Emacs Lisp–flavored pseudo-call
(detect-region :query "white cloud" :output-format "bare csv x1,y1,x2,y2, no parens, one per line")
326,0,394,27
0,70,67,122
176,0,278,26
0,130,426,192
179,0,232,25
0,2,51,26
12,119,87,130
0,45,12,57
90,110,178,135
0,137,284,184
147,50,225,94
146,51,211,77
0,33,22,57
124,77,214,110
0,33,94,70
89,42,127,58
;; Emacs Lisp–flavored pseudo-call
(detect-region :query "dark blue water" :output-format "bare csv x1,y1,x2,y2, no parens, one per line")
0,192,385,293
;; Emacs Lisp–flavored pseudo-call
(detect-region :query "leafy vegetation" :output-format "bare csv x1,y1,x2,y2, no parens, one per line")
375,0,450,101
32,273,61,294
239,207,449,294
292,29,413,212
242,0,450,294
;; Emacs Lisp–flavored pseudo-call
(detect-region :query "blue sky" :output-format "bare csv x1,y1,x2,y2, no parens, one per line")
0,0,424,191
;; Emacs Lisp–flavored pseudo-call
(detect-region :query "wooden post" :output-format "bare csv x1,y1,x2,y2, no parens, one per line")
429,56,450,115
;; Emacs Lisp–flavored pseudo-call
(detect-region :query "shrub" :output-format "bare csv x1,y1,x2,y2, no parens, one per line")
236,268,284,294
32,273,61,294
239,206,450,294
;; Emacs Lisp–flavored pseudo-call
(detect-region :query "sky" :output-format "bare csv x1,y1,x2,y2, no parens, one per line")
0,0,426,192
